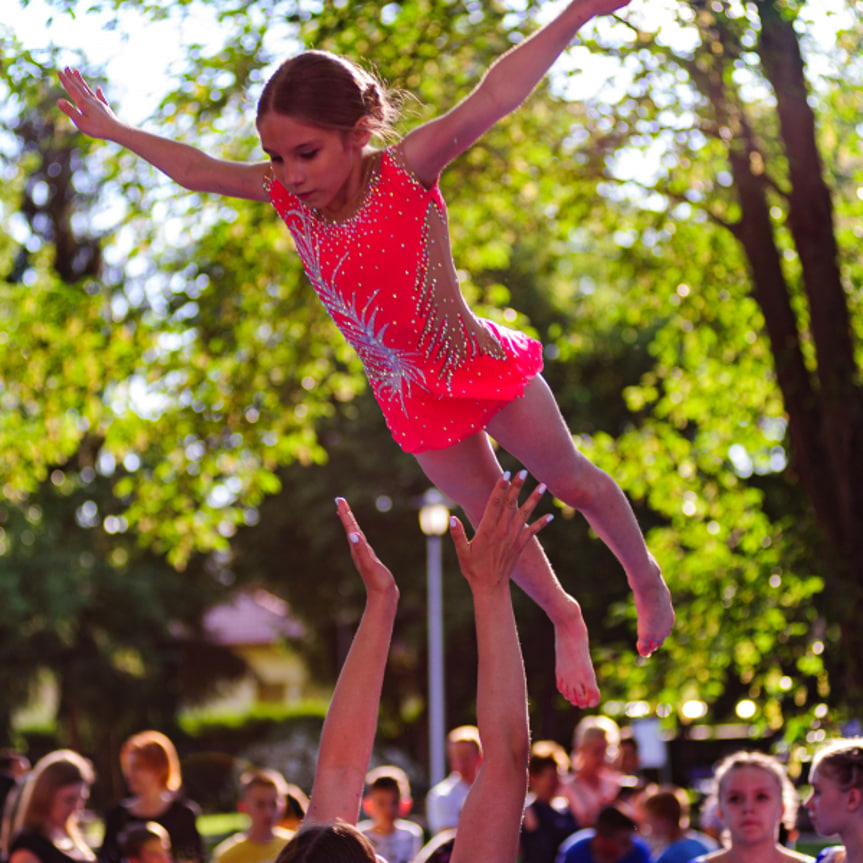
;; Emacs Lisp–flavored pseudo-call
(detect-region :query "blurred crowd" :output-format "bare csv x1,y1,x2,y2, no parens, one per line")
3,713,857,863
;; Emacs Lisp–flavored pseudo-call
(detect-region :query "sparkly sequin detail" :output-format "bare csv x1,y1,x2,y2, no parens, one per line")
283,204,428,412
266,145,543,453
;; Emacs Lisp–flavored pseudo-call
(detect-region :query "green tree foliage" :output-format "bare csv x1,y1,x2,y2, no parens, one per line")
2,0,861,756
552,0,862,722
0,45,249,777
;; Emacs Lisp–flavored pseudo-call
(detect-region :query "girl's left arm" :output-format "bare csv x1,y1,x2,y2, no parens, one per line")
402,0,631,186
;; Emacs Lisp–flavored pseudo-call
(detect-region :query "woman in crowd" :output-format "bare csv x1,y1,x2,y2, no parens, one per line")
561,716,624,828
3,750,95,863
98,731,202,863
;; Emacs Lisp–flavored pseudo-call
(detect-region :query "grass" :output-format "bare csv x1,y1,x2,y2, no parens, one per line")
199,812,248,839
797,835,835,856
83,812,249,855
178,700,329,734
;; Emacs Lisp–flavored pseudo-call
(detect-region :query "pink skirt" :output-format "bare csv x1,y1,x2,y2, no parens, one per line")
378,319,544,454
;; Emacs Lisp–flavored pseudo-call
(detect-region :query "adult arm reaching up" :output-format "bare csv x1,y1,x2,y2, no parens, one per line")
449,472,553,863
302,497,400,829
278,479,547,863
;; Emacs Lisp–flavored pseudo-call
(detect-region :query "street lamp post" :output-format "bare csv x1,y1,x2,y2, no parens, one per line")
419,488,450,787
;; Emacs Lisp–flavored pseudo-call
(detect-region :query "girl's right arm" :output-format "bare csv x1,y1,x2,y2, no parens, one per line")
58,68,270,202
402,0,631,186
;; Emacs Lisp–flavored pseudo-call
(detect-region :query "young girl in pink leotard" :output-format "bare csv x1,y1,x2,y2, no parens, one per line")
58,0,674,708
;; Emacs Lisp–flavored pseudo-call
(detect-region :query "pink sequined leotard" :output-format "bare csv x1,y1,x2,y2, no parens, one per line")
266,145,543,454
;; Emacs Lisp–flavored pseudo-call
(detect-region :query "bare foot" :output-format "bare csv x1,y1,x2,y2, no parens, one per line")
632,555,674,657
553,597,601,708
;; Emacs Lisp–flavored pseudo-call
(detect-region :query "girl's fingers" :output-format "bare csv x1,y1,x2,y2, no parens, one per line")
61,68,103,106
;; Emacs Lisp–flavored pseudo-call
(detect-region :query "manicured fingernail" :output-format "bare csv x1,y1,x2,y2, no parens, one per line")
517,469,527,480
349,532,360,544
449,516,458,528
537,483,547,495
502,471,511,481
545,513,554,523
335,496,345,506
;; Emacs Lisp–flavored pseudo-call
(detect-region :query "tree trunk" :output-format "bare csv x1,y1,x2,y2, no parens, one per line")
753,2,863,706
700,1,863,707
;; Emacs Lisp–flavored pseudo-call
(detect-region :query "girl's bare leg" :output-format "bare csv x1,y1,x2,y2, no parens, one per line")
486,375,675,657
416,432,600,708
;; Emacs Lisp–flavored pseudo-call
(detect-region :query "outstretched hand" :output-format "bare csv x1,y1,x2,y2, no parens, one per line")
57,67,122,139
335,497,399,598
449,471,552,592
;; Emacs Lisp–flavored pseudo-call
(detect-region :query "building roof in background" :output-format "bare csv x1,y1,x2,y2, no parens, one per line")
203,589,305,645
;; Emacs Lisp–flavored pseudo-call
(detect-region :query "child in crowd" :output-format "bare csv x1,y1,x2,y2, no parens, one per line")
556,805,650,863
357,766,423,863
520,740,577,863
0,750,30,831
278,786,308,835
692,750,812,863
212,769,295,863
99,731,203,863
58,0,674,710
805,738,863,863
118,822,171,863
425,726,482,835
640,786,716,863
562,716,624,829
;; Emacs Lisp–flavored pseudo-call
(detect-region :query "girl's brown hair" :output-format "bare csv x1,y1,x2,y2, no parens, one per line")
275,822,376,863
121,731,182,793
256,50,401,141
812,738,863,792
2,748,95,856
119,821,170,860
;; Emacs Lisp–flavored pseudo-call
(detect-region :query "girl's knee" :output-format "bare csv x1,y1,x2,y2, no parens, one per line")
551,460,608,510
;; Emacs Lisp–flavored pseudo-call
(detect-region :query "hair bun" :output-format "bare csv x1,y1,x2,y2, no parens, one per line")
258,50,402,142
362,83,382,115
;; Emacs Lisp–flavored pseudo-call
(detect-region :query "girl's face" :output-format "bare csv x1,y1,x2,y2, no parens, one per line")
577,733,610,774
529,765,561,803
257,112,365,215
804,765,853,837
718,765,785,846
49,781,88,829
124,753,163,795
